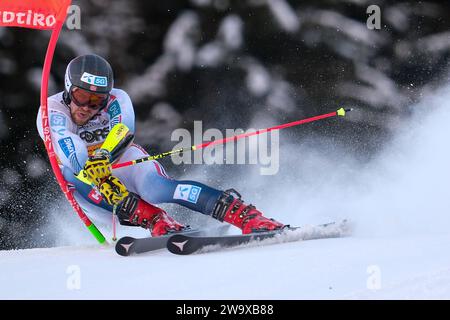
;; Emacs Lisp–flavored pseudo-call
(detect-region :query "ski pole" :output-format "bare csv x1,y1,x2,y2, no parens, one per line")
112,107,352,170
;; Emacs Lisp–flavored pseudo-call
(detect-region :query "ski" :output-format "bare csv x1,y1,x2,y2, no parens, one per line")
115,225,230,256
166,220,349,255
115,228,198,256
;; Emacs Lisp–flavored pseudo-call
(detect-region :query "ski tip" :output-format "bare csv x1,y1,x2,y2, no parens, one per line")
115,236,136,256
167,234,193,255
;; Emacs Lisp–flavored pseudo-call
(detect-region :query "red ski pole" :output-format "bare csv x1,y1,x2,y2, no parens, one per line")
112,107,352,170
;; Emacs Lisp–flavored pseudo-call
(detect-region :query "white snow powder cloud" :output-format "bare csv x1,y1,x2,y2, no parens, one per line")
177,82,450,237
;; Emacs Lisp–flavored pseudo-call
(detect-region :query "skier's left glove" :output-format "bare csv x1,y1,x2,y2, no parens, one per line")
99,176,129,206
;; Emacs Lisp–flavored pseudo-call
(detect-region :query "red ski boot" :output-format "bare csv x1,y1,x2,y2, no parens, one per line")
211,189,284,234
115,192,185,237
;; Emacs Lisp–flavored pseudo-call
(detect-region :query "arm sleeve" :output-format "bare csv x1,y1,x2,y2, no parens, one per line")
37,103,88,175
111,89,135,134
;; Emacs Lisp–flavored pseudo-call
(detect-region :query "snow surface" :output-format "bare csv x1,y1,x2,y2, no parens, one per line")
2,233,450,299
2,84,450,300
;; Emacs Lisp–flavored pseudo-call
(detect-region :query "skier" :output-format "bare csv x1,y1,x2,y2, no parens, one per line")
37,54,285,237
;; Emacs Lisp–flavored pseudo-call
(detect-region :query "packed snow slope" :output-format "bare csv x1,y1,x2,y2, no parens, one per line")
1,84,450,299
2,232,450,299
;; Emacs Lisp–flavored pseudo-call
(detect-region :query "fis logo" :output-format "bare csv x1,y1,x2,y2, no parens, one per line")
80,72,108,87
50,114,66,127
50,114,67,136
173,184,202,204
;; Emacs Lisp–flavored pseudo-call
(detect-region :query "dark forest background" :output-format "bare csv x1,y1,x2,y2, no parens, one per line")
0,0,449,249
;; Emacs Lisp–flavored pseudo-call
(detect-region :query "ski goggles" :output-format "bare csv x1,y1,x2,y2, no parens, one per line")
70,87,109,110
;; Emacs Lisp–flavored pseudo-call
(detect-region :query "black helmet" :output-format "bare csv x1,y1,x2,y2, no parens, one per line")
63,54,113,107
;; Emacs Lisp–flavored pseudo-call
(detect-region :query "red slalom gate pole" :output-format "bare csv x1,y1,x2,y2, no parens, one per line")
0,0,106,244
